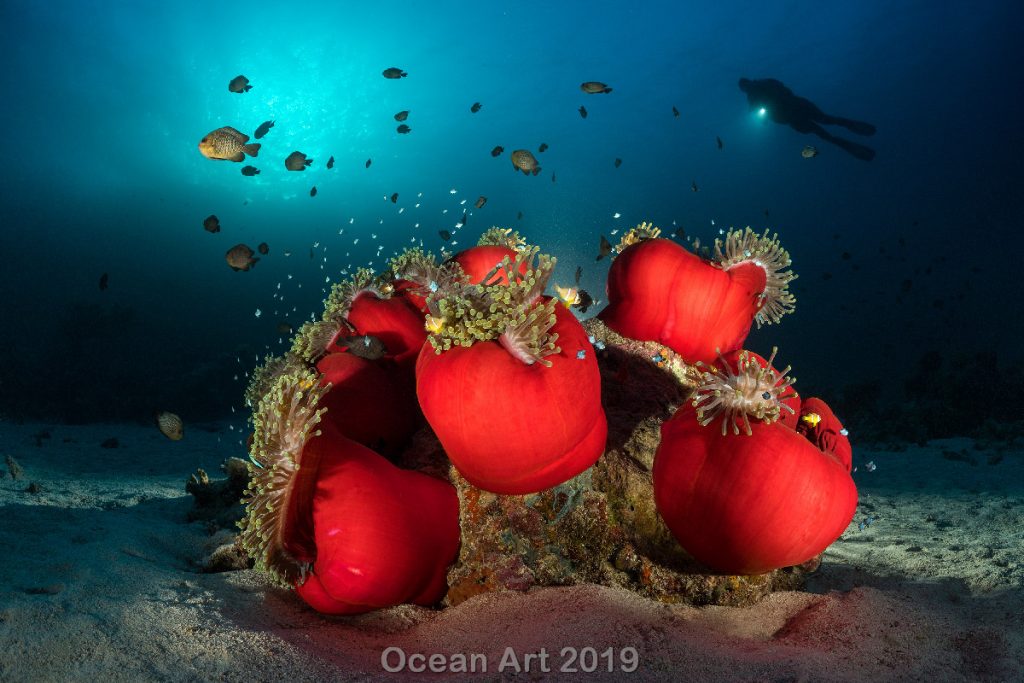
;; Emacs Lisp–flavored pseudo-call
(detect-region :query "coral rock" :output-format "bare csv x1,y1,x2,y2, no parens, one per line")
185,457,250,527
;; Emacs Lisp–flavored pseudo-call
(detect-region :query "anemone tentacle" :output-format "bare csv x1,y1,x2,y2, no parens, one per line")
238,368,329,587
691,347,797,436
245,353,305,408
324,267,389,319
388,247,436,281
713,227,798,327
477,226,526,250
290,268,400,362
615,221,662,254
426,245,560,364
498,298,560,366
291,319,350,362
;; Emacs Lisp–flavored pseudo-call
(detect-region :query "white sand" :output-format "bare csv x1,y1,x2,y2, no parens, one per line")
1,421,1022,682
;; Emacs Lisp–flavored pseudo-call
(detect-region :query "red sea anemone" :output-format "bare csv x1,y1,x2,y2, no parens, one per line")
796,396,853,472
653,349,856,574
599,224,797,364
334,288,426,369
339,287,427,407
389,229,530,319
284,268,428,454
239,371,460,615
416,247,607,494
315,352,417,457
453,245,524,285
390,249,468,314
451,227,530,285
289,268,426,371
707,349,801,431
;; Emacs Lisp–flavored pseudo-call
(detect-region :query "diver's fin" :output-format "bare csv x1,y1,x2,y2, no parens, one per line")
831,136,876,162
834,118,876,136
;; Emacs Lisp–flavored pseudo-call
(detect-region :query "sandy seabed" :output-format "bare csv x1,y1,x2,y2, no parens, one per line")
1,420,1022,682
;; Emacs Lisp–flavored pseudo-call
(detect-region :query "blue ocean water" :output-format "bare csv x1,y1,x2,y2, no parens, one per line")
1,0,1021,434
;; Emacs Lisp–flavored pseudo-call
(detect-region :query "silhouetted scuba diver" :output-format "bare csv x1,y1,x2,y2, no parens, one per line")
738,77,877,161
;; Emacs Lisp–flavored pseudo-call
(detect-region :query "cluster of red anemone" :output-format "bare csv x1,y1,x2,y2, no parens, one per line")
238,223,856,616
599,223,856,574
239,230,606,613
652,349,856,574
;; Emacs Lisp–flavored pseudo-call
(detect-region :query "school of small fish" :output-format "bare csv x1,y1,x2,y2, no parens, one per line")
198,61,811,391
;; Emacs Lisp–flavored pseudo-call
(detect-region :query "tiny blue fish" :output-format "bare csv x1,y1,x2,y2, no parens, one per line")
652,354,665,364
864,460,876,472
576,350,586,360
429,281,439,292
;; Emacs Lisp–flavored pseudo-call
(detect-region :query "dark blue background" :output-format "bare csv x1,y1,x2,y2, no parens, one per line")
1,0,1021,427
